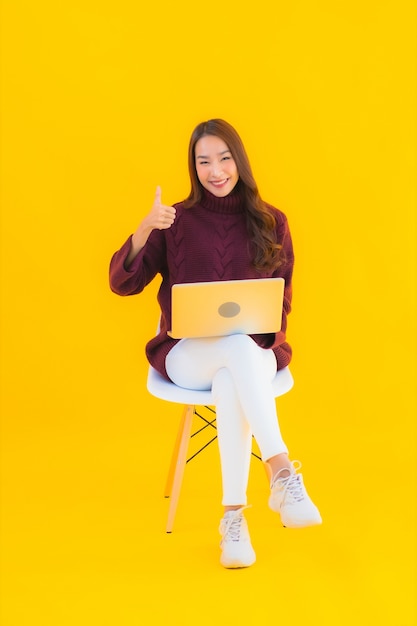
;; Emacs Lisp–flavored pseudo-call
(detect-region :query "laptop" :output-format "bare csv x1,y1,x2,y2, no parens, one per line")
167,277,284,339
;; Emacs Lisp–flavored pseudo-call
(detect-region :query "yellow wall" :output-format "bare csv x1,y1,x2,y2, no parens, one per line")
1,1,416,624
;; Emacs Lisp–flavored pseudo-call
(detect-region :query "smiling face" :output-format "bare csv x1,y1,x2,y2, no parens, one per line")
194,135,239,197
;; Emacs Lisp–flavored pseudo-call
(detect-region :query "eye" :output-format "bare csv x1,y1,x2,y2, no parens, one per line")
197,160,209,165
221,156,231,161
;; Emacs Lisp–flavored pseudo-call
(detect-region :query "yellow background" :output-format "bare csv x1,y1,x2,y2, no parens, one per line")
1,1,416,624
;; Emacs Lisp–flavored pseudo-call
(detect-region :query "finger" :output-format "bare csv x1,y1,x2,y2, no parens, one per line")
161,205,176,218
158,207,176,229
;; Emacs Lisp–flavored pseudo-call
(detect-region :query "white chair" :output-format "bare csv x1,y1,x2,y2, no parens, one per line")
147,364,294,532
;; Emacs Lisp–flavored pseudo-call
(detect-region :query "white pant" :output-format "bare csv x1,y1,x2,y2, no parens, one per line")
165,334,288,505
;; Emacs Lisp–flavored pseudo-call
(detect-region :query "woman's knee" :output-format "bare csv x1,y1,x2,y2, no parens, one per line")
221,334,277,381
223,333,259,357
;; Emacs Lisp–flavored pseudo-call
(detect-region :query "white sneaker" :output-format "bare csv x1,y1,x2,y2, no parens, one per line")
219,507,256,568
269,461,322,528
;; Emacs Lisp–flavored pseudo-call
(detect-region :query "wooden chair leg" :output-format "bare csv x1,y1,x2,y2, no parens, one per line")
165,404,194,533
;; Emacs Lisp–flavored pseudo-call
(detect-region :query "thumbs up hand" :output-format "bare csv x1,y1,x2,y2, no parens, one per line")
125,186,177,267
147,186,176,231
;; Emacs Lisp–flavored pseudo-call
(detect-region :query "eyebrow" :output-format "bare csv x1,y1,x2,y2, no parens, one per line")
196,149,231,159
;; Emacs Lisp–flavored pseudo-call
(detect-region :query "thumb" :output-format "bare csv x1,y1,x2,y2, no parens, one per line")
154,185,162,205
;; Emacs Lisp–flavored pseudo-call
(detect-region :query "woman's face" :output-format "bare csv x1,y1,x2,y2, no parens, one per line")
194,135,239,197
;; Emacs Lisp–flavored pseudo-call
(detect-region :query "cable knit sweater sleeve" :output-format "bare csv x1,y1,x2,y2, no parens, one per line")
109,229,167,296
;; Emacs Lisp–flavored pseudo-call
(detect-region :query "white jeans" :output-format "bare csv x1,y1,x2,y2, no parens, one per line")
165,334,288,505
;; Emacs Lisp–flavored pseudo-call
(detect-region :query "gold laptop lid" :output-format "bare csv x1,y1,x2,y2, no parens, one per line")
168,278,284,339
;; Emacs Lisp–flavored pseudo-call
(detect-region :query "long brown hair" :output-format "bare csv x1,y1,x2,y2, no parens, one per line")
183,119,284,271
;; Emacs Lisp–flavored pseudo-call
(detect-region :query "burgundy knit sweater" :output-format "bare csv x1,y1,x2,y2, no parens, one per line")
109,188,294,380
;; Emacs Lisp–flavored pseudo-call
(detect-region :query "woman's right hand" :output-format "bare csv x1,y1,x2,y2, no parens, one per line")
143,186,176,231
125,186,176,267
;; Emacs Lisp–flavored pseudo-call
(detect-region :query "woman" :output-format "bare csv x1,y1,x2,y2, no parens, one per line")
109,119,322,568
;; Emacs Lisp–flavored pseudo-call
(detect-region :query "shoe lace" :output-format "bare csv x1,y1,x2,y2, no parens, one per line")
281,473,304,503
272,460,304,504
220,506,250,543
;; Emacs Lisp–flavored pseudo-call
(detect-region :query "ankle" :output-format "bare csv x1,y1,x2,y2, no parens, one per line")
266,453,292,482
223,505,245,515
272,466,292,482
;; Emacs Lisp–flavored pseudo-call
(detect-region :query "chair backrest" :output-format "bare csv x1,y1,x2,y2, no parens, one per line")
147,363,294,405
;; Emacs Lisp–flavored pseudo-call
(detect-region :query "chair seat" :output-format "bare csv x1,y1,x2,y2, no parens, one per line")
147,367,213,404
147,364,294,404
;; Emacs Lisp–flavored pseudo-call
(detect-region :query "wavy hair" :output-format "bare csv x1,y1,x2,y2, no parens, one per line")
183,119,284,271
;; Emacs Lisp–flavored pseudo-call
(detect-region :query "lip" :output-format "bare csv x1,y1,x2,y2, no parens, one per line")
210,178,229,187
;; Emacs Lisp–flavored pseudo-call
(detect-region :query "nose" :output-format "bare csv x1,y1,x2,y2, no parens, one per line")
211,162,223,178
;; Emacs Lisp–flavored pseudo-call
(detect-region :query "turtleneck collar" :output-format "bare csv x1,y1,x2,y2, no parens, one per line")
199,187,244,214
